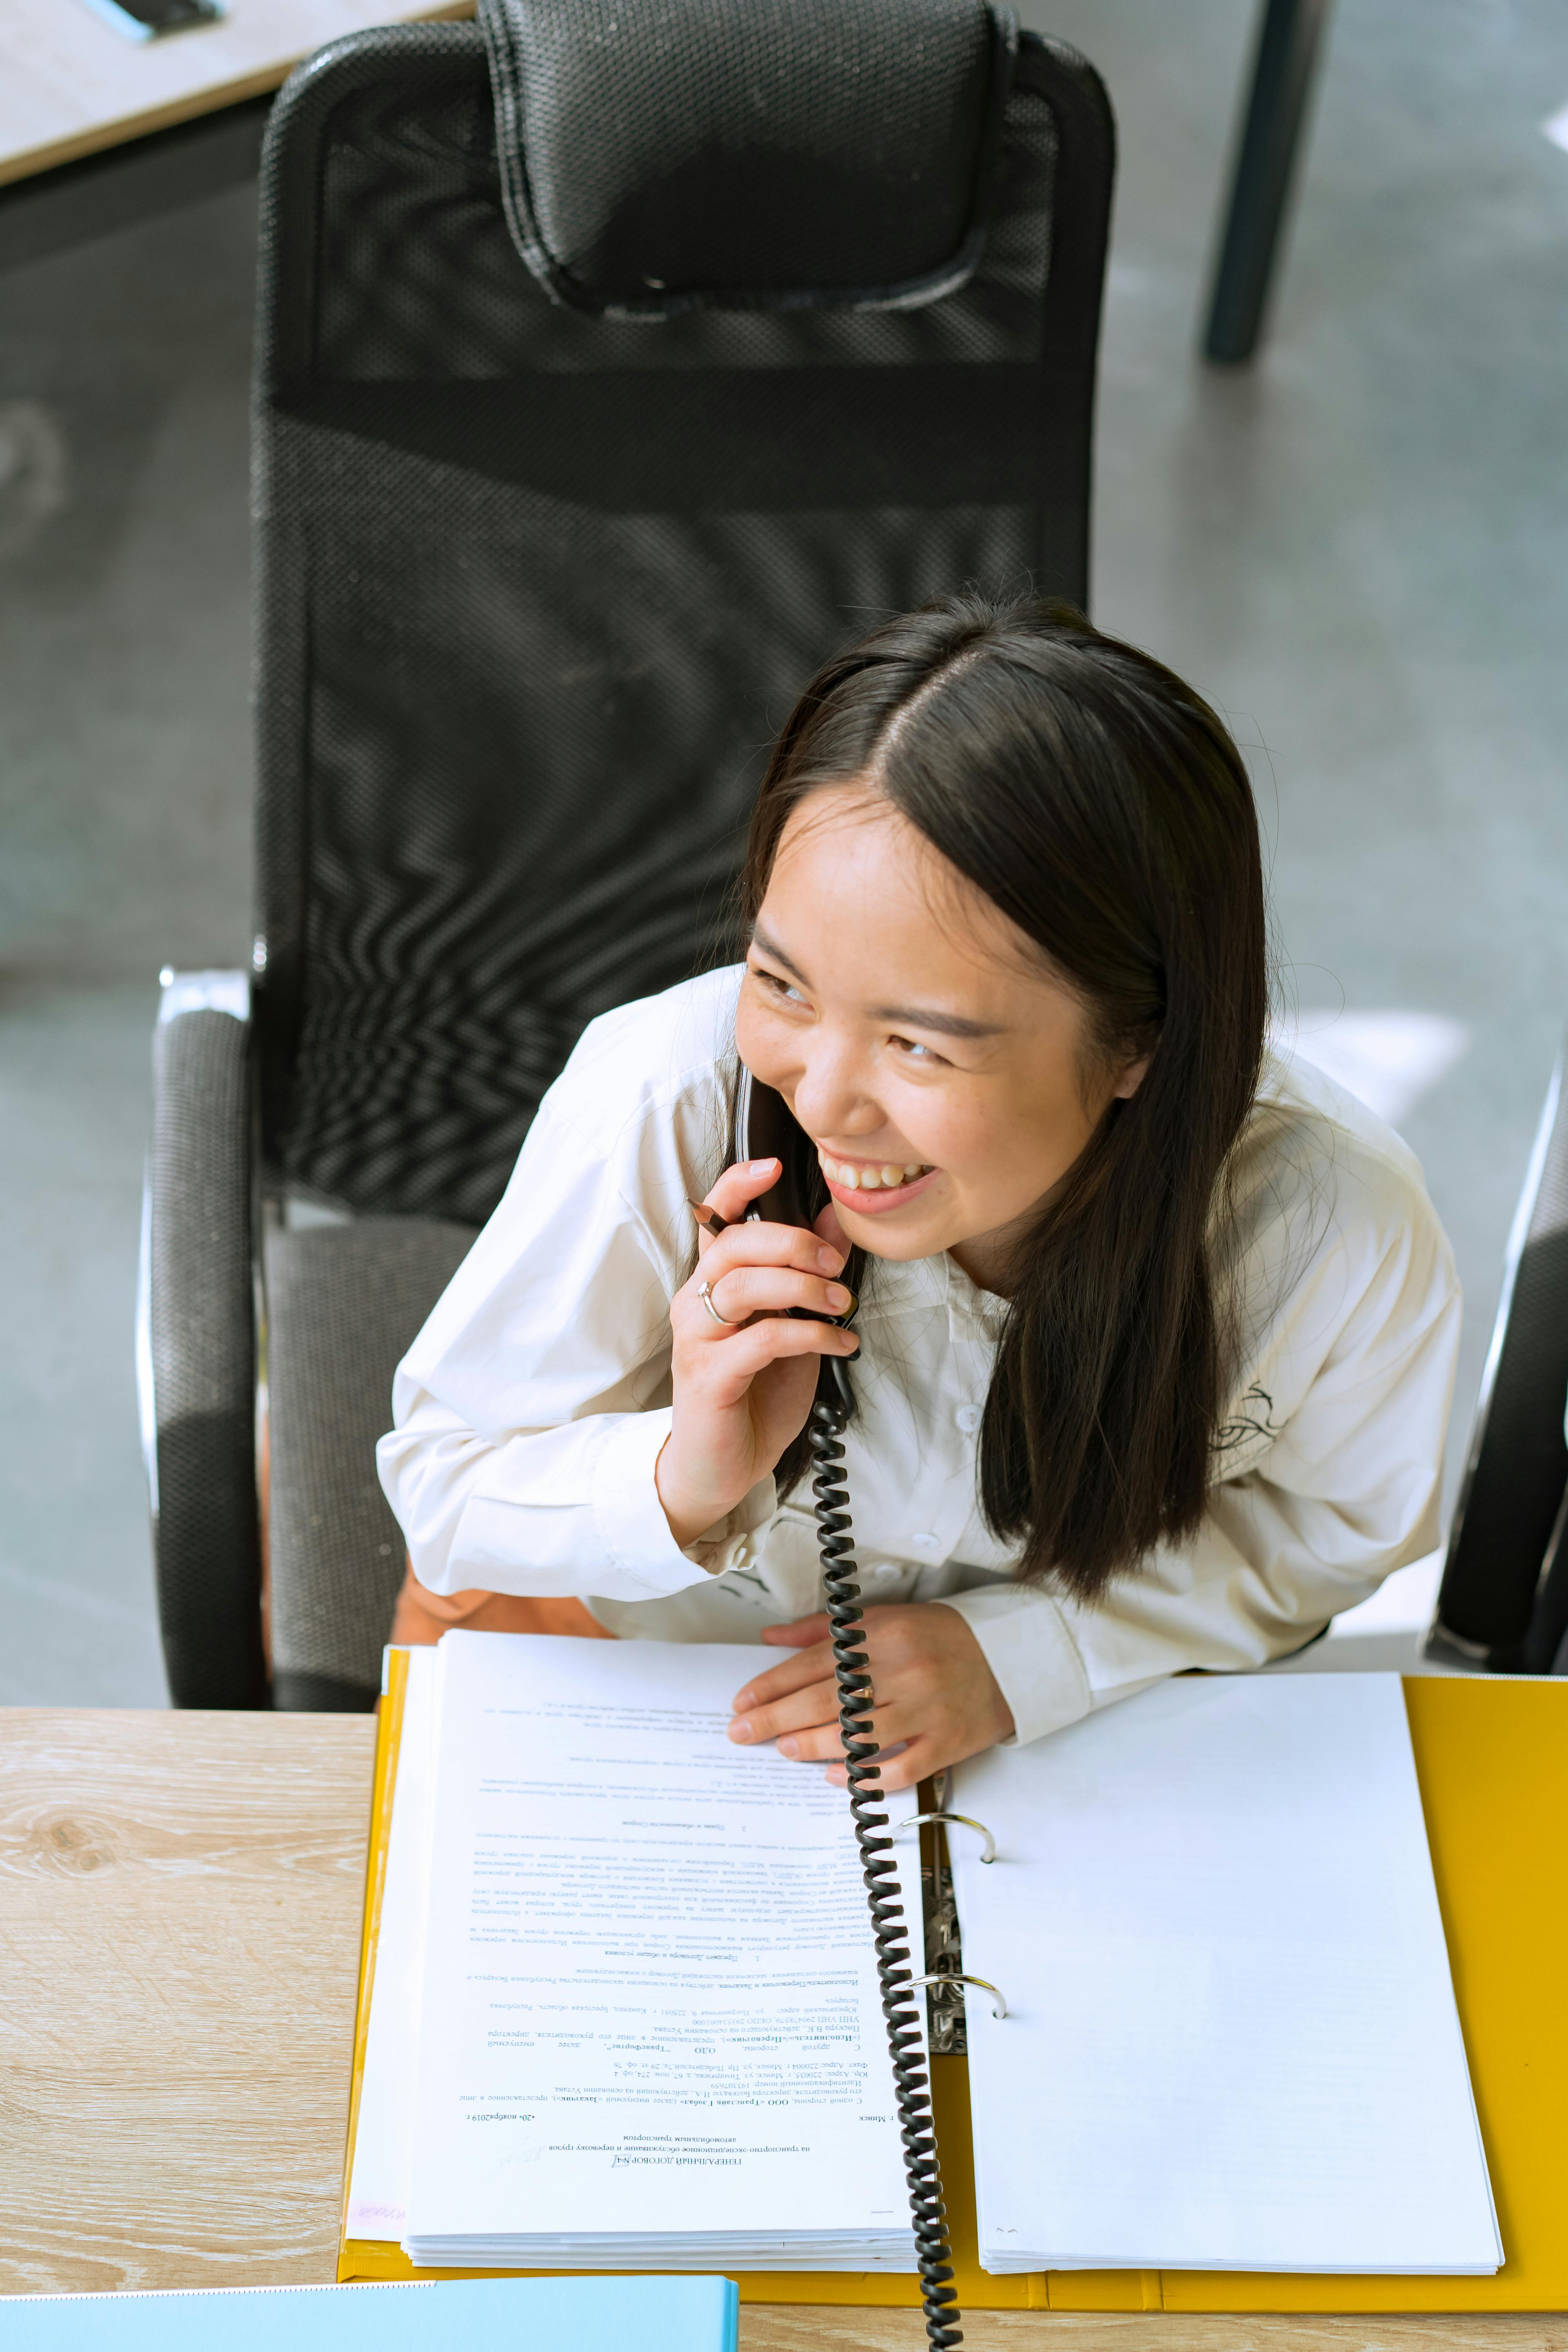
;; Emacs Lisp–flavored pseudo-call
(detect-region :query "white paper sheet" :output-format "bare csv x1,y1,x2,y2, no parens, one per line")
345,1644,438,2238
400,1633,918,2269
947,1673,1500,2275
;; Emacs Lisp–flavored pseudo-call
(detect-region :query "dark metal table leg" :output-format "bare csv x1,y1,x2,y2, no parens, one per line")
1202,0,1334,365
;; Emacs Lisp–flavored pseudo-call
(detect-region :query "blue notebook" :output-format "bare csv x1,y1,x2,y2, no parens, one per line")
0,2278,738,2350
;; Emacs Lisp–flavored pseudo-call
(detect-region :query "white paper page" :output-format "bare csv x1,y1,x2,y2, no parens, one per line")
947,1673,1499,2274
405,1632,916,2260
345,1647,438,2236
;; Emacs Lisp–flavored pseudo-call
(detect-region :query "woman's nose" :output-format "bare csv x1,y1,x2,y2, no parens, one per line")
793,1042,876,1140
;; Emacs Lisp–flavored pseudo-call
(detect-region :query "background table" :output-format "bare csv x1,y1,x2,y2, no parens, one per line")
0,1708,1561,2348
0,0,467,183
0,0,470,271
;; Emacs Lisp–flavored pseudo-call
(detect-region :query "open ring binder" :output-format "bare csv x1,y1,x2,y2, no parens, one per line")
911,1971,1009,2021
897,1809,998,1864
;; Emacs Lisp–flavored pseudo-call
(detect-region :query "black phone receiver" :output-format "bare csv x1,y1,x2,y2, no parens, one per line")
732,1066,953,2334
734,1065,858,1421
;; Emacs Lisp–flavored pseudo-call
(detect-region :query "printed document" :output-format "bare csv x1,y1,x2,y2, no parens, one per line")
948,1673,1501,2274
401,1633,918,2269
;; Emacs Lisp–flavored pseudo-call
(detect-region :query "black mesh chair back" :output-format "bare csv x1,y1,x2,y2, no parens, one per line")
1431,1041,1568,1671
251,9,1114,1228
152,0,1112,1711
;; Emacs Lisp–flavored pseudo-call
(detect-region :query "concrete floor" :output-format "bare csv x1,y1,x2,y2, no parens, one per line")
2,0,1564,1704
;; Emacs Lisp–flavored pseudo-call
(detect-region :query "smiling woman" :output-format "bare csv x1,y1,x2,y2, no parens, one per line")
377,592,1460,1792
724,598,1264,1601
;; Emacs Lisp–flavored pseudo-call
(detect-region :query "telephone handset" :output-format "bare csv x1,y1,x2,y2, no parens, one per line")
731,1065,958,2351
733,1065,860,1420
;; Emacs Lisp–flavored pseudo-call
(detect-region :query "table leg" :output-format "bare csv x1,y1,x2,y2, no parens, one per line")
1202,0,1334,365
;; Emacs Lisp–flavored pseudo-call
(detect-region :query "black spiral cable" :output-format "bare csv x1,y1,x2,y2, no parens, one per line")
809,1392,963,2352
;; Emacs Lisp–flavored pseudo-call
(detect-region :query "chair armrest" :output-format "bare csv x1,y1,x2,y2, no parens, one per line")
1430,1040,1568,1670
141,969,268,1707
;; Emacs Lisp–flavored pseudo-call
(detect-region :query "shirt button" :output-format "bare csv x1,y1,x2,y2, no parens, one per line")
913,1532,938,1552
956,1405,981,1434
873,1564,902,1583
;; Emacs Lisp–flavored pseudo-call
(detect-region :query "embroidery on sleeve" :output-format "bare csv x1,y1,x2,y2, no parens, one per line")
1212,1383,1280,1457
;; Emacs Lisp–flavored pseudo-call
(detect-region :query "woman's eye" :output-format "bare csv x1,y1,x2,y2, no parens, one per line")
889,1034,947,1067
752,964,807,1006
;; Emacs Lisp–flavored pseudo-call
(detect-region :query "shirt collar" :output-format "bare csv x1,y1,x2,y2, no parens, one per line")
944,1250,1008,1342
859,1248,1006,1343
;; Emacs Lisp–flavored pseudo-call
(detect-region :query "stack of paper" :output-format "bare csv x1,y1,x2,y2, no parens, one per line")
350,1639,1500,2285
353,1633,921,2272
946,1674,1501,2276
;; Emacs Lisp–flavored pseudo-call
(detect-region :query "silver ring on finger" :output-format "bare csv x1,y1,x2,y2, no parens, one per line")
698,1277,744,1328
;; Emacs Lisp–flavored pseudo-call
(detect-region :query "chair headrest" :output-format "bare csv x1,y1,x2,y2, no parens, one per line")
478,0,1017,318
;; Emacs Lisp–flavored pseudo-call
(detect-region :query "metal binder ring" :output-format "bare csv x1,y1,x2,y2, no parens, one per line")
895,1809,997,1864
911,1971,1008,2021
697,1278,743,1327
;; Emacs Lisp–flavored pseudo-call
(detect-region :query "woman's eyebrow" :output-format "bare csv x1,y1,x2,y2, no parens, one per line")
872,1003,1005,1039
751,924,1003,1038
749,923,810,984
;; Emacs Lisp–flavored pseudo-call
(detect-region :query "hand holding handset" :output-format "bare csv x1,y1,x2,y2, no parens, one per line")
734,1067,861,1421
730,1071,958,2350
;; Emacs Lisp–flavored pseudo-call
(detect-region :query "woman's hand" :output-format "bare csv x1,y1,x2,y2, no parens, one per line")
654,1158,859,1550
726,1602,1015,1792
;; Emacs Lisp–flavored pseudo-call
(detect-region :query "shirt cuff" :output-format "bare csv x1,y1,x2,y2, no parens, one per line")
939,1584,1093,1748
682,1473,779,1576
589,1410,777,1594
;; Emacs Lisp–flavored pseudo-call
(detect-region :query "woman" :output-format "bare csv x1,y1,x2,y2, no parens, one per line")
377,592,1459,1792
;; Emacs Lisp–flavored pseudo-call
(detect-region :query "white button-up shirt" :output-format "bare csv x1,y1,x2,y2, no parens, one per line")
378,967,1460,1746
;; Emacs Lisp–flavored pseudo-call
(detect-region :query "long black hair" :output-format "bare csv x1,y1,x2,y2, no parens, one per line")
740,590,1267,1601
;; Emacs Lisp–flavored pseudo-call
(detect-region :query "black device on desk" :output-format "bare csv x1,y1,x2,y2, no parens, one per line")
79,0,223,44
735,1068,959,2351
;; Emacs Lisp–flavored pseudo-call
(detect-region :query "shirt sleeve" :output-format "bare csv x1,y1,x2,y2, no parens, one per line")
946,1143,1462,1747
375,1031,774,1605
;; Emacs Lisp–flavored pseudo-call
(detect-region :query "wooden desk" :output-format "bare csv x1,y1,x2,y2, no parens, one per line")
0,0,470,187
0,1708,1561,2350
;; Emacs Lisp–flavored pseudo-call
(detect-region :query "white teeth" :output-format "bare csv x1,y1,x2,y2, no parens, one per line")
819,1152,931,1191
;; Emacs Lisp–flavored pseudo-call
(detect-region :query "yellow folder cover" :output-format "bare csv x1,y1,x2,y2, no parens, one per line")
339,1656,1568,2312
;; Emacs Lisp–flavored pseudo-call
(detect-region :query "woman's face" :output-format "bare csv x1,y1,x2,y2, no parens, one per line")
735,789,1147,1289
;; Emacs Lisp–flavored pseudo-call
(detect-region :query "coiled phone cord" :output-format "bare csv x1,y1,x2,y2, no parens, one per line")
809,1392,963,2352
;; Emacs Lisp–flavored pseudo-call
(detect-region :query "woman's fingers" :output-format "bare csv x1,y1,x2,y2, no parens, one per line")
825,1743,924,1794
782,1710,907,1762
733,1633,834,1711
685,1314,857,1403
700,1158,799,1229
695,1218,846,1283
728,1668,838,1745
695,1264,854,1328
736,1688,928,1779
730,1604,1016,1790
730,1675,925,1757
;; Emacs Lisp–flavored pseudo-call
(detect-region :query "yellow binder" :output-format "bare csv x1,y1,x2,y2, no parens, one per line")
339,1656,1568,2311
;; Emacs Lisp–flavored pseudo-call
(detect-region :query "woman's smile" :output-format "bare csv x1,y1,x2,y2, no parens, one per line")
817,1149,939,1212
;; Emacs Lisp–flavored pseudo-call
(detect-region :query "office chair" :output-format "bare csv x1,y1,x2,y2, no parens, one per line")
1429,1041,1568,1673
142,0,1115,1711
